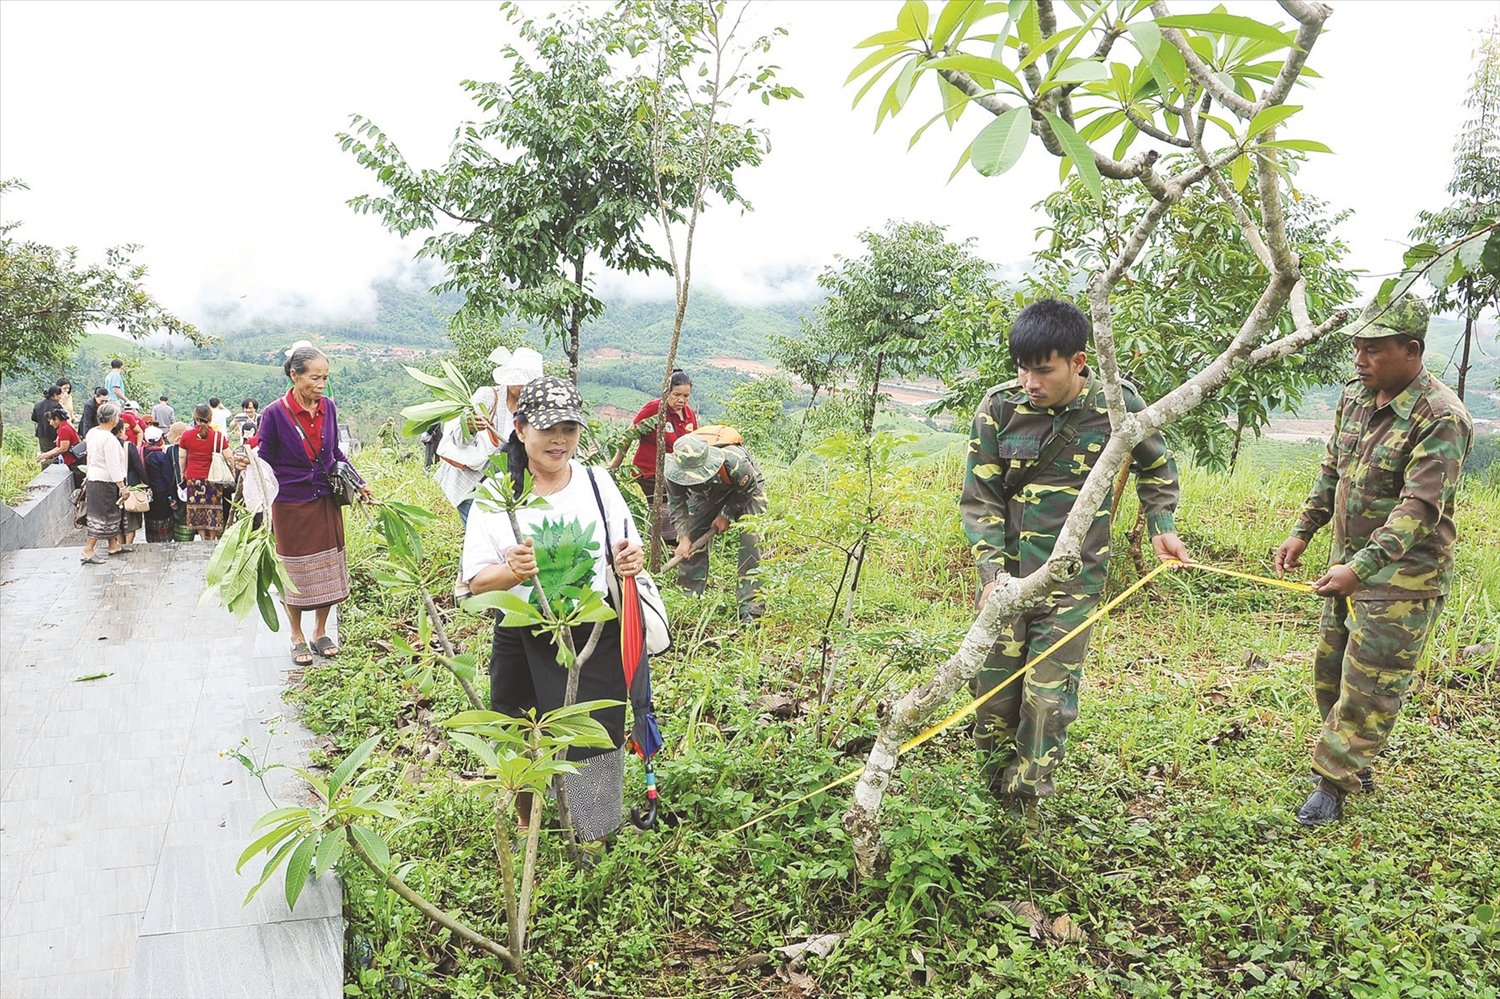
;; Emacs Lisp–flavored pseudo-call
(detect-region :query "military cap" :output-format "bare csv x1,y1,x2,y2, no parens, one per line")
665,433,726,486
1343,295,1430,341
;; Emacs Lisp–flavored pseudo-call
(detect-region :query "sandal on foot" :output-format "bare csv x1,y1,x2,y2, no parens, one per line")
311,636,340,658
291,642,314,667
115,545,134,554
81,555,108,565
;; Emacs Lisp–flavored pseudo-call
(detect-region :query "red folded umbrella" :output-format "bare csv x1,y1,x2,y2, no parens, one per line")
621,575,644,695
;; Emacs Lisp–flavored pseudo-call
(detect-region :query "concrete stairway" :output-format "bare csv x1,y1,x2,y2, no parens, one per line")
0,542,343,997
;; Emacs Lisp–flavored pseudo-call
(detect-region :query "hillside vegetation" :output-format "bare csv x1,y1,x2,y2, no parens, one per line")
283,438,1498,997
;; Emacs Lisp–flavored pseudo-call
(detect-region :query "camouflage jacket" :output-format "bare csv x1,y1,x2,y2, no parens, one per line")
961,371,1180,593
1293,370,1472,599
667,444,767,533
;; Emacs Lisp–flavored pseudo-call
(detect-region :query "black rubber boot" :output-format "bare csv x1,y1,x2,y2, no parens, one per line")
1295,783,1346,827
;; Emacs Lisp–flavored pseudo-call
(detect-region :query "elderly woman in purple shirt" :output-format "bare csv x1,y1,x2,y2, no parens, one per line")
250,345,372,666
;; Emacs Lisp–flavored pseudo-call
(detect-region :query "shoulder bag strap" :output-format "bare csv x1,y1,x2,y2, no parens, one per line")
999,403,1089,502
585,468,616,570
276,399,319,467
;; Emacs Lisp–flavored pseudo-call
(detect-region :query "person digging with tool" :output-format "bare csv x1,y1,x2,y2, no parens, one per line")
1274,295,1472,828
962,298,1190,831
664,431,767,625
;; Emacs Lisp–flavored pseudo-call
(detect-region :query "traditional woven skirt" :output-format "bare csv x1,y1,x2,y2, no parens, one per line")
272,496,350,610
84,481,123,540
491,615,627,842
121,507,143,536
184,479,225,532
146,495,174,543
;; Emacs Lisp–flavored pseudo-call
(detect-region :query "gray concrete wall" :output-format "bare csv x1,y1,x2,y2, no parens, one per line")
0,463,81,552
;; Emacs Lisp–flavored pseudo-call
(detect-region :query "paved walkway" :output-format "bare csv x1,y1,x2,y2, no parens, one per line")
1,543,342,997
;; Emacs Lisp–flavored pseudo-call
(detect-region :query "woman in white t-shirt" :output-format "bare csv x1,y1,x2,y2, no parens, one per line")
435,346,544,523
461,376,645,848
80,402,127,563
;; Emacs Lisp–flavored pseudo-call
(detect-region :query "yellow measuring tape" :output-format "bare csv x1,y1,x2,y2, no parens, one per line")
725,561,1314,837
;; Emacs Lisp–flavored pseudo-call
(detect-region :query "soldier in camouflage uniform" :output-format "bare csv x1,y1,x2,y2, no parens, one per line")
665,433,767,623
1276,295,1472,827
962,299,1190,819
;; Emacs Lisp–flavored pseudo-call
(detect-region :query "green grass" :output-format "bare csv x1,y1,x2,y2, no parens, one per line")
273,437,1498,998
1,432,43,506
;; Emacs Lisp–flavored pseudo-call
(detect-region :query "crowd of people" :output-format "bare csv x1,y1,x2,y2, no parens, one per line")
24,288,1471,853
446,294,1471,845
27,348,368,665
29,360,271,557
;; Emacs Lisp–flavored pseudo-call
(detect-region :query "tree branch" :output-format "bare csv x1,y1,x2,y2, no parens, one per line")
1267,2,1331,108
1254,131,1299,275
1153,2,1256,118
1125,107,1193,148
1183,98,1274,270
345,828,516,971
937,69,1163,184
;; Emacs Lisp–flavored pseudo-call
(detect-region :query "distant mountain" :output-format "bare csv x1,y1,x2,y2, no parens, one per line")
193,280,813,365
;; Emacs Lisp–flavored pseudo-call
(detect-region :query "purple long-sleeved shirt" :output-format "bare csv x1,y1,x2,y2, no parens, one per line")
255,393,361,505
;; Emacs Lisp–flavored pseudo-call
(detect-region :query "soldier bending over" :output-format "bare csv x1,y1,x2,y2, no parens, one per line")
961,298,1190,827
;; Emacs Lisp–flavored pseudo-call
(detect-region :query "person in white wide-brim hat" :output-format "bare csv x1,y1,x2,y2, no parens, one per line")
433,345,546,523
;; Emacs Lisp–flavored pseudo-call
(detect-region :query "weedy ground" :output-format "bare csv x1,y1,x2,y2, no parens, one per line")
0,432,43,506
284,438,1498,999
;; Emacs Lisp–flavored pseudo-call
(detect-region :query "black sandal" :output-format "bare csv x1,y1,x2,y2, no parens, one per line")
291,642,314,667
311,636,340,658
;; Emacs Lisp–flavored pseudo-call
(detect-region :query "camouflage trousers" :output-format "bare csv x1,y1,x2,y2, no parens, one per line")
676,496,764,620
1312,596,1442,795
973,589,1100,799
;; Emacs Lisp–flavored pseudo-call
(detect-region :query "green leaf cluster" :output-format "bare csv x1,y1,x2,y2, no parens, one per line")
236,734,400,911
443,700,620,800
847,1,1327,194
463,516,616,642
200,513,298,632
1380,223,1500,311
397,360,476,439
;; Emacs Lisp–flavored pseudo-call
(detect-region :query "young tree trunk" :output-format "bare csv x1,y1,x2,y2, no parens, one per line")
862,354,885,438
567,257,585,386
648,282,692,571
1457,309,1473,401
1228,412,1246,474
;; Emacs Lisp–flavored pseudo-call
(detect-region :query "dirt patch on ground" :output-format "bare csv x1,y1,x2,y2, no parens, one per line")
705,356,778,375
1262,418,1333,442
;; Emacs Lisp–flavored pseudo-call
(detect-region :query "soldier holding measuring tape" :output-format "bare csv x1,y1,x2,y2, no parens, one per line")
962,298,1190,827
1277,295,1472,827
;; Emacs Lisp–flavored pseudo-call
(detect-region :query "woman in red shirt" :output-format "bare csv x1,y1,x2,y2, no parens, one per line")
177,403,228,540
39,411,84,490
608,369,696,545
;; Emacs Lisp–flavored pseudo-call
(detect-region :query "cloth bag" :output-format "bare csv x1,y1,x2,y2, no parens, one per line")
208,434,236,487
586,468,671,654
122,487,153,513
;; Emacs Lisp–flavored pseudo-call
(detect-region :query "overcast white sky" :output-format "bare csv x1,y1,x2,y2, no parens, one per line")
1,0,1496,330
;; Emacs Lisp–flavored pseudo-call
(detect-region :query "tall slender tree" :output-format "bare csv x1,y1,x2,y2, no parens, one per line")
339,4,667,384
1411,19,1500,400
623,0,799,567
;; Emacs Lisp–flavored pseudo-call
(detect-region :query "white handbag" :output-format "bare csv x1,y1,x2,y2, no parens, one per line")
586,468,671,654
207,433,236,487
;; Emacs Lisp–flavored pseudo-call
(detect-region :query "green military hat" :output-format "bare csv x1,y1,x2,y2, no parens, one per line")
665,433,725,486
1343,294,1430,341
